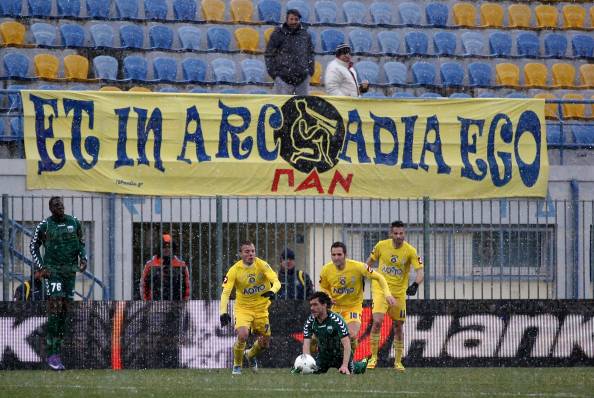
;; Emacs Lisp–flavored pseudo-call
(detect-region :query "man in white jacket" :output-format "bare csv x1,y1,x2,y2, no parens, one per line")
324,44,369,97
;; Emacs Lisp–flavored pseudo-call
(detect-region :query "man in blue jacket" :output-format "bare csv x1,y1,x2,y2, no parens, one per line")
277,248,314,300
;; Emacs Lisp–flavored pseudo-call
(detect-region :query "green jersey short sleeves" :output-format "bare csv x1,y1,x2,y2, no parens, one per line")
303,311,350,365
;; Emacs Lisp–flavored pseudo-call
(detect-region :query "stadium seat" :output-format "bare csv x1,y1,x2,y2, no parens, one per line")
220,88,241,94
343,1,367,24
534,92,558,119
480,3,504,27
182,58,207,82
178,26,201,50
495,63,519,86
190,87,208,93
572,125,594,147
552,63,576,87
579,64,594,87
93,55,118,80
57,0,81,17
64,54,89,80
202,0,225,21
258,0,281,23
535,5,558,29
86,0,110,18
123,55,148,80
377,31,399,54
425,3,448,27
517,32,540,57
309,30,317,49
145,0,168,20
173,0,197,20
591,7,594,28
34,54,59,80
453,3,476,27
99,86,122,91
1,0,22,17
207,27,232,51
159,86,179,92
562,5,585,29
315,1,337,24
392,92,415,98
489,32,512,57
153,57,178,82
120,25,144,49
240,59,266,83
383,62,407,84
6,85,26,110
370,2,393,25
211,58,237,82
468,62,492,86
349,29,372,54
0,21,26,46
420,92,442,98
544,33,567,57
311,61,322,85
546,123,562,145
399,3,421,25
405,31,428,55
234,27,260,52
508,4,531,28
3,53,30,78
449,92,471,99
412,62,436,85
477,92,495,98
90,24,115,48
355,61,380,84
129,86,151,92
523,63,548,87
149,25,174,49
263,27,274,44
433,31,456,55
320,29,345,53
231,0,253,22
60,24,85,47
10,117,23,138
28,0,52,17
31,23,57,46
571,35,594,58
506,93,526,99
440,62,464,86
116,0,139,19
362,92,386,98
287,0,310,23
461,31,484,56
562,93,585,119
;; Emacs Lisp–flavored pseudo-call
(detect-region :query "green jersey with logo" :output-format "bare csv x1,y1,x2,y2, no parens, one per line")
303,311,350,362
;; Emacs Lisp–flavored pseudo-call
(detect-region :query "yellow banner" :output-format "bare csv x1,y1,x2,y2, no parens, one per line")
23,91,548,199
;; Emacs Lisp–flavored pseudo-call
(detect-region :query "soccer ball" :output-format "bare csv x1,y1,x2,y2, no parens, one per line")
293,354,317,374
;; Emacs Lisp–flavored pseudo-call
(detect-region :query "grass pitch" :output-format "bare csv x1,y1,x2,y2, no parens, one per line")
1,368,593,398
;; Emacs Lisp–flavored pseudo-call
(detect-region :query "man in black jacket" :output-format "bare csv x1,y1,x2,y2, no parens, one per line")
265,9,315,95
277,248,314,300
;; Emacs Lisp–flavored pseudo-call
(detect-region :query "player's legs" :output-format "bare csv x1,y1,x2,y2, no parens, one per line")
44,272,73,371
393,316,406,372
233,310,255,374
244,314,270,371
347,321,361,350
335,306,363,351
369,291,389,368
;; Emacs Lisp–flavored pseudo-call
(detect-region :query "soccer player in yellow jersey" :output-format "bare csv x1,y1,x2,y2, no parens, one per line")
319,241,395,351
365,221,424,372
219,241,281,375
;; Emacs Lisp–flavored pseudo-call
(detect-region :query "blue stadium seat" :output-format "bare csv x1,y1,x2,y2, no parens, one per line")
182,58,207,82
159,86,179,92
320,29,345,53
31,23,57,46
369,2,392,25
377,31,399,54
315,1,337,24
399,3,421,25
572,125,594,147
93,55,118,80
363,92,385,98
426,3,448,27
420,92,442,98
383,62,407,84
489,32,512,57
145,0,168,20
343,1,367,24
3,53,30,79
258,0,281,23
412,62,436,85
355,61,380,84
116,0,139,19
149,25,174,49
173,0,196,20
506,92,527,98
1,0,22,16
190,87,208,93
241,59,266,83
86,0,110,18
478,92,495,98
120,25,144,48
207,27,231,51
10,117,23,139
449,92,471,98
123,55,148,81
349,29,372,53
221,88,241,94
392,92,415,98
69,84,88,90
440,62,464,86
6,85,26,110
178,26,201,50
153,57,178,82
90,24,115,48
57,0,81,17
60,24,85,47
309,30,317,49
28,0,52,17
572,34,594,58
211,58,237,82
517,32,540,57
0,119,6,142
433,31,456,55
468,62,492,86
544,33,567,57
286,0,310,23
461,31,484,56
39,84,61,90
546,123,562,146
249,88,268,94
405,31,429,55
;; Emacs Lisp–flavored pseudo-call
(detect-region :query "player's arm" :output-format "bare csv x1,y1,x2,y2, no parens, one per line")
182,264,191,301
140,261,152,301
303,338,312,355
29,220,47,274
219,268,236,326
262,263,281,298
339,335,351,374
365,243,380,268
406,255,424,296
303,315,314,355
318,267,332,298
364,264,396,305
76,218,87,272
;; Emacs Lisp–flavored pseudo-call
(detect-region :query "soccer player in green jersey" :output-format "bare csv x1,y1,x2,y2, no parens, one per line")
301,291,369,374
30,197,87,371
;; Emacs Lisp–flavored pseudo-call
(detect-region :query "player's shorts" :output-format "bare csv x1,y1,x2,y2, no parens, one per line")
234,307,271,336
332,305,362,324
43,272,75,300
315,354,354,374
372,291,406,321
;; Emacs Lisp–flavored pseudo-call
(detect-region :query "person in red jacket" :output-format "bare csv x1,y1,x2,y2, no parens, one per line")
141,234,190,301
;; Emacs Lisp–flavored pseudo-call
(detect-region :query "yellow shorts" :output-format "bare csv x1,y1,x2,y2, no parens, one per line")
332,305,362,324
234,308,271,336
372,292,406,321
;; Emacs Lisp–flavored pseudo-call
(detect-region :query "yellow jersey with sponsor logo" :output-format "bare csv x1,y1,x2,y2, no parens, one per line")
369,239,423,297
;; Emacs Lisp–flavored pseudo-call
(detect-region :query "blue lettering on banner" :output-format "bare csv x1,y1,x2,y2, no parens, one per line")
216,100,252,160
256,104,281,161
177,105,211,164
487,113,513,187
339,110,371,164
30,94,65,174
63,99,99,170
114,107,134,169
514,111,541,188
419,115,451,174
401,115,419,170
371,112,398,166
134,107,164,172
459,117,488,181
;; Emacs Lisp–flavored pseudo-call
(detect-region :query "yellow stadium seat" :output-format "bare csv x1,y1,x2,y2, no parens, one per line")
202,0,225,22
508,4,531,28
562,5,585,29
495,63,519,86
480,3,504,27
311,62,322,85
535,5,558,28
100,86,122,91
234,27,260,52
591,7,594,28
552,63,576,87
264,27,274,45
579,64,594,87
64,54,89,80
34,54,60,80
230,0,253,22
453,3,477,27
129,86,152,92
534,93,558,119
0,21,26,46
523,63,548,87
309,90,326,96
562,93,585,119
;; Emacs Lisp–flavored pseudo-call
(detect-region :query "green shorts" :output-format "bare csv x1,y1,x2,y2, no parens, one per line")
43,272,76,300
315,353,354,374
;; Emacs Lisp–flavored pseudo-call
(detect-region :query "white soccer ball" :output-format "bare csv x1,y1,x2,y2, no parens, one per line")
293,354,317,374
